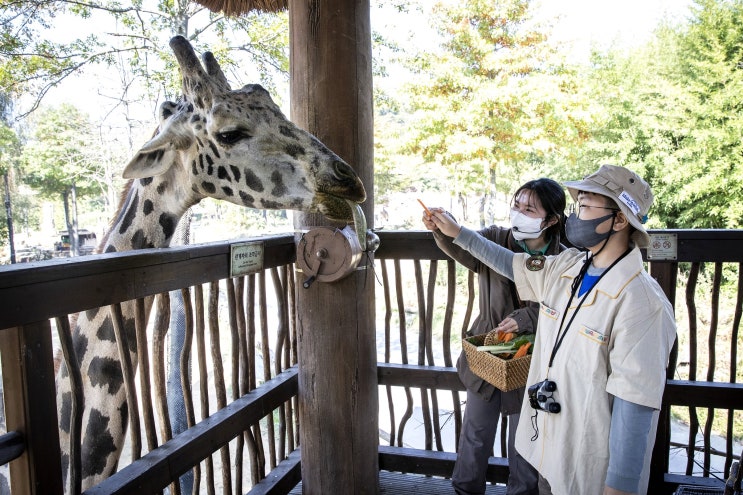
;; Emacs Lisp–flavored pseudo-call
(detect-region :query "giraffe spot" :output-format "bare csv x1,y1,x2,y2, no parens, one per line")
105,245,117,253
192,160,198,175
89,356,125,395
230,165,241,182
279,125,298,139
160,213,178,239
261,199,282,209
245,170,264,192
190,114,200,123
143,199,154,215
73,329,89,366
239,191,254,206
208,140,221,159
141,177,154,186
119,192,139,234
96,314,115,343
198,154,205,171
86,308,100,321
202,182,216,194
285,144,305,158
131,229,153,249
157,182,168,195
60,392,72,434
270,170,288,197
217,166,231,182
81,409,117,477
222,186,234,197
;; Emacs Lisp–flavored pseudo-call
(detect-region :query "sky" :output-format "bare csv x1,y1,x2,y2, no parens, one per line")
537,0,692,59
36,0,695,129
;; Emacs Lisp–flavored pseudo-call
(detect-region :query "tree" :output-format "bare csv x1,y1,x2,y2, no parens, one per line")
569,0,743,229
21,104,103,255
396,0,590,226
0,121,20,254
1,0,290,119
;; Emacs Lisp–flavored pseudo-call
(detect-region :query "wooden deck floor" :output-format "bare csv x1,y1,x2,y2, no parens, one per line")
288,470,506,494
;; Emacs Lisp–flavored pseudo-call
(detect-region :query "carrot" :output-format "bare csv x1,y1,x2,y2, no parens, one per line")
502,332,515,343
513,342,532,359
417,198,432,217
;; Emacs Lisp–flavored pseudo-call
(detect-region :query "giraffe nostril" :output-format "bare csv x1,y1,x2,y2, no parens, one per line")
334,160,355,179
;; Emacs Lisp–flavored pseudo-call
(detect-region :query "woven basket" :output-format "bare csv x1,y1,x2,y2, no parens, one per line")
462,334,532,392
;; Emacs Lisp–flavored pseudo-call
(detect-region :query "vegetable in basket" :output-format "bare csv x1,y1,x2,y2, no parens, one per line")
476,333,535,359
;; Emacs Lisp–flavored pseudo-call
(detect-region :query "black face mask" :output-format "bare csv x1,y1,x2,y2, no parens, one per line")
565,212,615,249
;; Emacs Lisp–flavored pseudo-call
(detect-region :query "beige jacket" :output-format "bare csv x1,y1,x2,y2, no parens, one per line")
512,247,676,495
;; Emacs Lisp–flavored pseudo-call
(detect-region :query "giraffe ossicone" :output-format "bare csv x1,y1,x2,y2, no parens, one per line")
56,35,366,493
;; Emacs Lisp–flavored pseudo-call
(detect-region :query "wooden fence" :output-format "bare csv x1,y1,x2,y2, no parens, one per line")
0,229,741,494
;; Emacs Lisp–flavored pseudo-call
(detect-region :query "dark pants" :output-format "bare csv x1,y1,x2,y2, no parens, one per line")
452,389,539,495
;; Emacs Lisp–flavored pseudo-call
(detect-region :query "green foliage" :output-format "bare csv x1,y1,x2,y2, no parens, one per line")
394,0,591,220
0,119,21,245
1,0,290,117
557,0,743,229
21,104,102,200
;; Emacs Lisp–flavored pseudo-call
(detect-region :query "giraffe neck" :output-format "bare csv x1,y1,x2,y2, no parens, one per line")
57,169,202,491
101,171,200,253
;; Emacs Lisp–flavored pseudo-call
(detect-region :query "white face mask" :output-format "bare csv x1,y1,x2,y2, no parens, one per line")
510,210,546,240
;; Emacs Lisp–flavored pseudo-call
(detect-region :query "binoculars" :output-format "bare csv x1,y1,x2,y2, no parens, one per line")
528,379,561,414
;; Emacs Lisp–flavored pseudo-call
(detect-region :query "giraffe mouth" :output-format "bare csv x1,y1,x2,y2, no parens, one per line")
314,193,360,221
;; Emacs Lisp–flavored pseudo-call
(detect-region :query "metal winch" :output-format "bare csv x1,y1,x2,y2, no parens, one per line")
296,202,380,288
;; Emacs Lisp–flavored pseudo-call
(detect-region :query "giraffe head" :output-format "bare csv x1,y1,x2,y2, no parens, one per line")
122,36,366,222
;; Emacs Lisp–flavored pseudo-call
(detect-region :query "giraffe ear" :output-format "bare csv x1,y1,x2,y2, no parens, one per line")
122,147,179,179
122,111,193,179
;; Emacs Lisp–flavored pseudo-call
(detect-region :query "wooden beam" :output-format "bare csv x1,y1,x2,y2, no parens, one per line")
246,449,301,495
377,363,465,391
289,0,377,494
0,234,296,330
378,445,509,483
85,367,298,495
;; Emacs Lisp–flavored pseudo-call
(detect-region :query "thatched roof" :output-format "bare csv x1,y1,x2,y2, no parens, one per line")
193,0,287,16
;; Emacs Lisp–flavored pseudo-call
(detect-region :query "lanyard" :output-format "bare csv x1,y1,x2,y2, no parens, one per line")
547,248,631,368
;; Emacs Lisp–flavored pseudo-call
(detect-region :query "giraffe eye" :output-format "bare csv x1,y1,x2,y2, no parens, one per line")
215,129,250,145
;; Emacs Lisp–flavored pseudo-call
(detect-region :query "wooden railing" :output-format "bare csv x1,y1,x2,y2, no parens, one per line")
0,234,301,495
0,229,741,494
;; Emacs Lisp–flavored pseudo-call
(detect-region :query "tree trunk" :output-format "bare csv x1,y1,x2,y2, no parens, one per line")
289,1,377,493
3,173,16,264
71,183,79,256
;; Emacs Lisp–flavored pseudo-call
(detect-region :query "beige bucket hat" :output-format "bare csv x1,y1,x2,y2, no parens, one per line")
564,164,654,248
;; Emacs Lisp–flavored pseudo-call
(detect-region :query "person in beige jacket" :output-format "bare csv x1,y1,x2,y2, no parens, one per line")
427,165,676,495
423,178,566,495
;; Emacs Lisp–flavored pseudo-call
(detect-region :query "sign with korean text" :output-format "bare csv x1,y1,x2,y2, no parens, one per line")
230,241,264,277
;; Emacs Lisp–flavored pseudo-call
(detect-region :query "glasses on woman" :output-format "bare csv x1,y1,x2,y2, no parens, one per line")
568,203,620,217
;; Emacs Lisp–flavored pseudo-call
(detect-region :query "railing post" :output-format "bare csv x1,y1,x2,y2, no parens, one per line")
648,261,678,494
0,323,63,494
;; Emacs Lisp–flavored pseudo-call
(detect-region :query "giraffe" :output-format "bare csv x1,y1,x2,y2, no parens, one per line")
54,35,366,492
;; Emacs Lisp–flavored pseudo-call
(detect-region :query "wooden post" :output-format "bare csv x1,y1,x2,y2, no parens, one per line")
288,0,378,493
0,323,63,494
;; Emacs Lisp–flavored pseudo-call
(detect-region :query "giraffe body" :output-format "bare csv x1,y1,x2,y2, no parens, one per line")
55,35,365,492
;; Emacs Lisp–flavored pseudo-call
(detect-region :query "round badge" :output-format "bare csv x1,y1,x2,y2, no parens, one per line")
526,255,546,272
